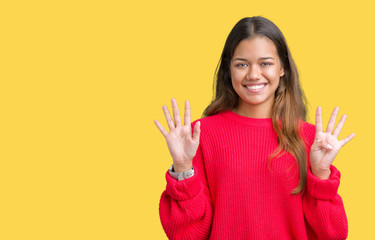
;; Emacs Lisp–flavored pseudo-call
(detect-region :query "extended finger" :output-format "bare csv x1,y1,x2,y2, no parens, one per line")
171,98,182,127
162,105,175,131
154,120,168,137
333,114,347,138
315,106,323,133
193,121,201,142
326,106,339,134
339,133,356,147
184,100,191,126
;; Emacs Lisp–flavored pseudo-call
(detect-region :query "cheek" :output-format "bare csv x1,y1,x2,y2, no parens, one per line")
230,70,245,83
264,69,281,81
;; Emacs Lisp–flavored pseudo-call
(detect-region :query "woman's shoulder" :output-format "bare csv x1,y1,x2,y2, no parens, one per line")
300,120,316,132
191,111,226,127
299,120,316,146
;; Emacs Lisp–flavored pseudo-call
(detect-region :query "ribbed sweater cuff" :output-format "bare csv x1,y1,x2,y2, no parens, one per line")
165,169,202,201
307,165,341,200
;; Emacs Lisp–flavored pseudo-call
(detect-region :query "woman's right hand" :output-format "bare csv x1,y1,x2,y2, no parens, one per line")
154,98,201,173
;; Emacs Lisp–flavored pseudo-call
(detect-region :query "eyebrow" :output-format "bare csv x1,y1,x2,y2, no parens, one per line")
233,57,275,61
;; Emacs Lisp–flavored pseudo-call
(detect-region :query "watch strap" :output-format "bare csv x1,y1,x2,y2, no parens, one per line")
169,164,195,181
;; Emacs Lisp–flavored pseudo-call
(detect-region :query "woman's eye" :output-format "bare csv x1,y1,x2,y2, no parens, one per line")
261,62,271,67
237,63,247,67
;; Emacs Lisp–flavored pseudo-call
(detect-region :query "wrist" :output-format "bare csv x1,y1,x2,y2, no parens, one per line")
311,167,331,180
173,162,193,173
172,159,193,173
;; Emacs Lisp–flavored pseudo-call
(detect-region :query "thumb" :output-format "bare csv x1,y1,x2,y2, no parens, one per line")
313,138,333,151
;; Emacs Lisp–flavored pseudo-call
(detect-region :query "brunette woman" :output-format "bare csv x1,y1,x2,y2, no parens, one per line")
154,16,355,240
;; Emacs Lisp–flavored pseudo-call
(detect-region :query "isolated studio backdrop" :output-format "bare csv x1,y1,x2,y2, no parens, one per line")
0,0,374,239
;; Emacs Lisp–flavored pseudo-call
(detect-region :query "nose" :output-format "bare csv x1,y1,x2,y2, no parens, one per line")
247,65,261,81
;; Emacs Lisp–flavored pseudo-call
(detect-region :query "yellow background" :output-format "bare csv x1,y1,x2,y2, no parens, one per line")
0,0,373,239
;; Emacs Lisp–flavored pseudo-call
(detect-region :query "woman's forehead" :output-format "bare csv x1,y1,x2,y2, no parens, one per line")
233,37,278,60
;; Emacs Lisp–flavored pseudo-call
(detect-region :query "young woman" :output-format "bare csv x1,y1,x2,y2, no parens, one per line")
154,16,355,240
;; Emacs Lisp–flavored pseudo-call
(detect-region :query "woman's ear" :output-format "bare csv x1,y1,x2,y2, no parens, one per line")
280,66,285,77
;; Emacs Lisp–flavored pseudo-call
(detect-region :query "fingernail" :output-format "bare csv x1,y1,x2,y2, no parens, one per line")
327,144,333,149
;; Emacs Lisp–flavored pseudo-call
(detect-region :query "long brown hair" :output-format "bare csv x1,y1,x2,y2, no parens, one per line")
203,16,308,194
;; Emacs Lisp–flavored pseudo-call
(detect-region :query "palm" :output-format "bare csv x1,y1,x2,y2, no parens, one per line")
310,131,341,169
309,106,355,179
165,124,199,164
154,99,201,169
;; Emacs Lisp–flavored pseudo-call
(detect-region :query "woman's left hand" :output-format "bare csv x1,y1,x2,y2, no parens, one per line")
310,106,355,180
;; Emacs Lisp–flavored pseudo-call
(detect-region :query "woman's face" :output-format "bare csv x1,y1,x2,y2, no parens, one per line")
230,36,284,117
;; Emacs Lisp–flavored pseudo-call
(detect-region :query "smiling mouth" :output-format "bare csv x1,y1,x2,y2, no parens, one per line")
244,84,267,92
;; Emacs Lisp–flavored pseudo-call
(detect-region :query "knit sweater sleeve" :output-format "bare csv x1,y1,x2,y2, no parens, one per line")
159,122,213,240
301,123,349,240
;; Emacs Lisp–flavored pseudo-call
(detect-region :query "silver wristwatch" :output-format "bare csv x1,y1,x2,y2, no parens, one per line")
169,164,195,181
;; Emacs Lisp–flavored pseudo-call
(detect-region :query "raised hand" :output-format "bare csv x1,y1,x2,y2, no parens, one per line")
154,98,201,173
310,106,355,179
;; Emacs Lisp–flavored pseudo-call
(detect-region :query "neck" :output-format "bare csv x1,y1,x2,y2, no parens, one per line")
233,102,273,118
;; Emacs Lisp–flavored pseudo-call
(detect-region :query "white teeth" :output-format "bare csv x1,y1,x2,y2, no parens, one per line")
246,84,265,90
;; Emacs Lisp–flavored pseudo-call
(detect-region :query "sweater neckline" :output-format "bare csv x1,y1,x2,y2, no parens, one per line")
220,110,273,127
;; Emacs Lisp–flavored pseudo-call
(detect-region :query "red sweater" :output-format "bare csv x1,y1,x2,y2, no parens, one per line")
159,110,348,240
